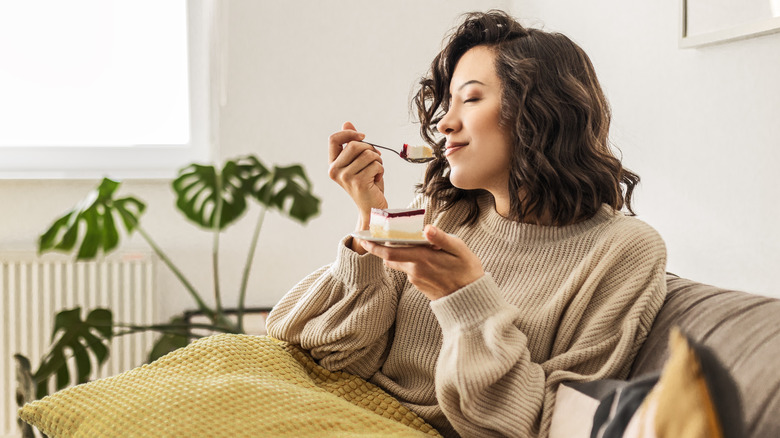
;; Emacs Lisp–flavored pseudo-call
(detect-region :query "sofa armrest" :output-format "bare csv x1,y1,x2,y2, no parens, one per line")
629,274,780,437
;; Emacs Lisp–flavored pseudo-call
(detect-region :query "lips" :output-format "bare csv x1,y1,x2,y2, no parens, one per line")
445,142,468,157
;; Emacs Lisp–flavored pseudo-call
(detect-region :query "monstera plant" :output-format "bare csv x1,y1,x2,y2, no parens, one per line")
15,155,320,415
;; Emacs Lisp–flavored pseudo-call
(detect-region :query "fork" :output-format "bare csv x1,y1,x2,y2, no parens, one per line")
362,141,434,164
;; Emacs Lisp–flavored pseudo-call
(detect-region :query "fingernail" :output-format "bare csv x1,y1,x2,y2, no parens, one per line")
358,133,366,140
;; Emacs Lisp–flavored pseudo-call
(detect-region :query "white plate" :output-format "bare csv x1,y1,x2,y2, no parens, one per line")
351,230,431,247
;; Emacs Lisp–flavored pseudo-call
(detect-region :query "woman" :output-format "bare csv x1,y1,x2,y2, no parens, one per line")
267,10,666,438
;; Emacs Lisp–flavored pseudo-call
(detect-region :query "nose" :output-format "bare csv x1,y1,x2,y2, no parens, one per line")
436,107,460,135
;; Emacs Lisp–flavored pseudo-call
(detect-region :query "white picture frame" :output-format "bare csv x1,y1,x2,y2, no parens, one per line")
680,0,780,48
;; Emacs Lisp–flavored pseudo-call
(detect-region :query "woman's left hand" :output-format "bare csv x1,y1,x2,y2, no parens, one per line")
360,225,485,300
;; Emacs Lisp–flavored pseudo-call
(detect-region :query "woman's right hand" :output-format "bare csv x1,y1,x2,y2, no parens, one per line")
328,122,388,243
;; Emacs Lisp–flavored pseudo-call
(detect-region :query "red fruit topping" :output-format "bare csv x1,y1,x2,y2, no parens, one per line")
373,208,425,218
400,143,409,158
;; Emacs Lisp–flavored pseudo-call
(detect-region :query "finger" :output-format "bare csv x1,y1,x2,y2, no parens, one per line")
328,131,366,163
361,240,432,263
331,142,383,173
423,225,466,255
360,240,399,261
342,121,356,131
331,141,384,170
360,239,380,255
329,128,366,163
360,140,382,157
336,160,384,191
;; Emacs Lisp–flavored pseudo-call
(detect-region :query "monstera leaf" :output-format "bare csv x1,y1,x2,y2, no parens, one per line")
33,307,113,399
14,354,37,438
242,158,321,224
172,155,320,229
39,178,145,260
146,315,191,363
172,159,264,230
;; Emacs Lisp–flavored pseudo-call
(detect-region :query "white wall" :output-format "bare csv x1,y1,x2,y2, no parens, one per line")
0,0,510,323
2,0,778,330
511,1,780,297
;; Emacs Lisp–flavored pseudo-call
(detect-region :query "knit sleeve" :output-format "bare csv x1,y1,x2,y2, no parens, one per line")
266,235,404,379
429,223,667,437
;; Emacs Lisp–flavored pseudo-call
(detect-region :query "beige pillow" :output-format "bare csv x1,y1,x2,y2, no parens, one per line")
550,378,632,438
549,382,601,438
19,334,440,437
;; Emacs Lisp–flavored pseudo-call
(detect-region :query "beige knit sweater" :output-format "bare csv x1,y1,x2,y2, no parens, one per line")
267,194,667,437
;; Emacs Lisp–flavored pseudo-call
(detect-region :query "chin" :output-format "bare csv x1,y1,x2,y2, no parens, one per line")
448,173,475,191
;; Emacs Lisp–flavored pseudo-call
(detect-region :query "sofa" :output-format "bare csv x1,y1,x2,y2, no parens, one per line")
19,273,780,437
624,273,780,437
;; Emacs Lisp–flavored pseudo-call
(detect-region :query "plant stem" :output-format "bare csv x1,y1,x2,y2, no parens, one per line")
212,168,224,317
237,204,267,332
113,322,236,334
134,225,212,318
237,168,275,332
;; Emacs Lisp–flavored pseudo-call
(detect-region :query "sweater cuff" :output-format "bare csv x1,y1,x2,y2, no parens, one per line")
429,274,512,332
330,235,388,288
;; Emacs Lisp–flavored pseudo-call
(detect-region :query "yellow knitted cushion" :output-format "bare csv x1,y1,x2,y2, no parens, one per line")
18,334,441,437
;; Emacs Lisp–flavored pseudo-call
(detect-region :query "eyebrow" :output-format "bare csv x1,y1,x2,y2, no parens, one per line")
457,80,486,91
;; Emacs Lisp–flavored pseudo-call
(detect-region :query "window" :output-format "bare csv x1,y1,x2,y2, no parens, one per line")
0,0,215,179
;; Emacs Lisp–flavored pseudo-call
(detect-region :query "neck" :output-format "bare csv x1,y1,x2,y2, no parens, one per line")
493,195,555,226
493,189,556,226
493,193,512,218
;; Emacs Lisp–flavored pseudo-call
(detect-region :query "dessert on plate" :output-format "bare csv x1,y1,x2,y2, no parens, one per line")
369,208,425,240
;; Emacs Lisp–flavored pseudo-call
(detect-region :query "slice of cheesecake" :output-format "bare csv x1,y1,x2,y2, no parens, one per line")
369,208,425,240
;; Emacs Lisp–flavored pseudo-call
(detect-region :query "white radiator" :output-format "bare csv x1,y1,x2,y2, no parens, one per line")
0,252,156,438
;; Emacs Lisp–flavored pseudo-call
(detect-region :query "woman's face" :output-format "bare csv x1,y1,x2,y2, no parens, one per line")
436,45,513,198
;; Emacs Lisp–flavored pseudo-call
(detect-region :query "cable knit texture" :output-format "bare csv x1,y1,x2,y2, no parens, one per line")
267,194,667,437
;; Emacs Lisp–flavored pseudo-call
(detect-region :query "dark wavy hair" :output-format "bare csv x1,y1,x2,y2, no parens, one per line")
414,10,639,226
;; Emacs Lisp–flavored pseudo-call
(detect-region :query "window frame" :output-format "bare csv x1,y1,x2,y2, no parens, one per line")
0,1,216,180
